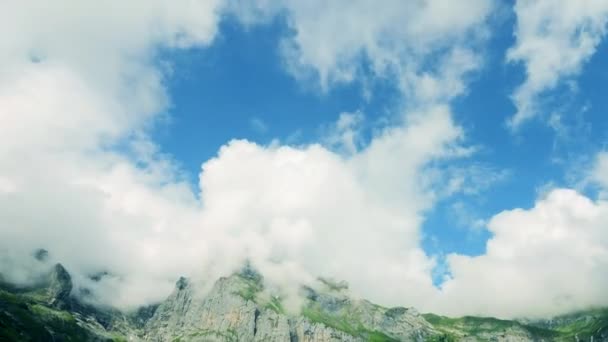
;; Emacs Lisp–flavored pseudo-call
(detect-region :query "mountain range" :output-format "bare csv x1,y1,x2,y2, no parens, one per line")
1,257,607,341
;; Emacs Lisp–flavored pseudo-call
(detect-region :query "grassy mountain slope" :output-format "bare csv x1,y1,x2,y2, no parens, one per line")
0,288,115,341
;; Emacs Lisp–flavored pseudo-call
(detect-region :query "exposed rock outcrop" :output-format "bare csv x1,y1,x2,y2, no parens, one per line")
144,272,438,341
46,263,72,309
33,248,49,262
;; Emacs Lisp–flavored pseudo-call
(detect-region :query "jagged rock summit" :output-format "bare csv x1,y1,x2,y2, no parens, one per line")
144,267,436,341
46,263,72,309
1,256,608,341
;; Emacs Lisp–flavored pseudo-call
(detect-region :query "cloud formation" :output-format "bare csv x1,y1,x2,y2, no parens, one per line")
0,0,607,320
438,189,608,318
0,0,224,308
0,0,480,311
229,0,492,101
507,0,608,128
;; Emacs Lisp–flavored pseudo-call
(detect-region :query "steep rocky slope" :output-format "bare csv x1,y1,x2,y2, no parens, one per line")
144,267,435,341
1,261,607,341
0,264,118,341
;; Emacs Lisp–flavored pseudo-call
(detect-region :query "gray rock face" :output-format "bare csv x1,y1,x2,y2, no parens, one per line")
145,275,258,341
302,285,435,341
355,304,433,341
144,274,364,341
33,248,49,262
47,263,72,309
252,309,290,341
143,273,439,342
289,316,360,342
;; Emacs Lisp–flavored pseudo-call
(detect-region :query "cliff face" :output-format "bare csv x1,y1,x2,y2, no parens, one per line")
46,263,72,309
142,269,437,342
1,263,607,341
0,263,112,341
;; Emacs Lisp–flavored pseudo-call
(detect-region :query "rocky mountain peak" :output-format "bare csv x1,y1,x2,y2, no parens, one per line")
46,263,72,309
139,269,439,341
2,259,607,341
317,277,349,292
33,248,49,262
238,261,263,283
175,276,189,290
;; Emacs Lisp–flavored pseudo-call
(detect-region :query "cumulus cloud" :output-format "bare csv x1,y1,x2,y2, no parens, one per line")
507,0,608,128
436,189,608,318
0,0,223,308
2,0,606,321
198,109,462,308
0,0,486,312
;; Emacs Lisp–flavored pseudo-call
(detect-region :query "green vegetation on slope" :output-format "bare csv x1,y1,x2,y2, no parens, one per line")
234,273,287,315
264,295,285,314
422,312,608,341
531,308,608,341
423,313,560,340
234,273,264,302
302,304,398,342
0,289,92,341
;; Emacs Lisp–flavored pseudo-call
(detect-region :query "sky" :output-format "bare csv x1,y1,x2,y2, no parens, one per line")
1,0,608,319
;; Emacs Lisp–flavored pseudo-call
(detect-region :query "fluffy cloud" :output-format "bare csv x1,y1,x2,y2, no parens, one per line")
0,0,223,308
436,189,608,318
507,0,608,128
198,107,462,309
0,98,461,311
2,0,606,321
229,0,493,102
322,111,364,155
0,0,482,311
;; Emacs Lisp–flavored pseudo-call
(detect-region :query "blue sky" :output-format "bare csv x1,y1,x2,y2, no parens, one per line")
154,9,608,282
3,0,608,318
155,16,395,173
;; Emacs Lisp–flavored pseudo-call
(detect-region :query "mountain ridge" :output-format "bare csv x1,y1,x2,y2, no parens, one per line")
1,261,607,341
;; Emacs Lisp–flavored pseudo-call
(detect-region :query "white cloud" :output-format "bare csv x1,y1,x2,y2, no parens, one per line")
229,0,493,103
507,0,608,128
197,116,463,308
449,202,487,231
437,163,510,198
0,101,463,311
0,1,485,311
4,0,606,321
435,189,608,318
323,111,364,155
591,151,608,198
0,0,224,308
